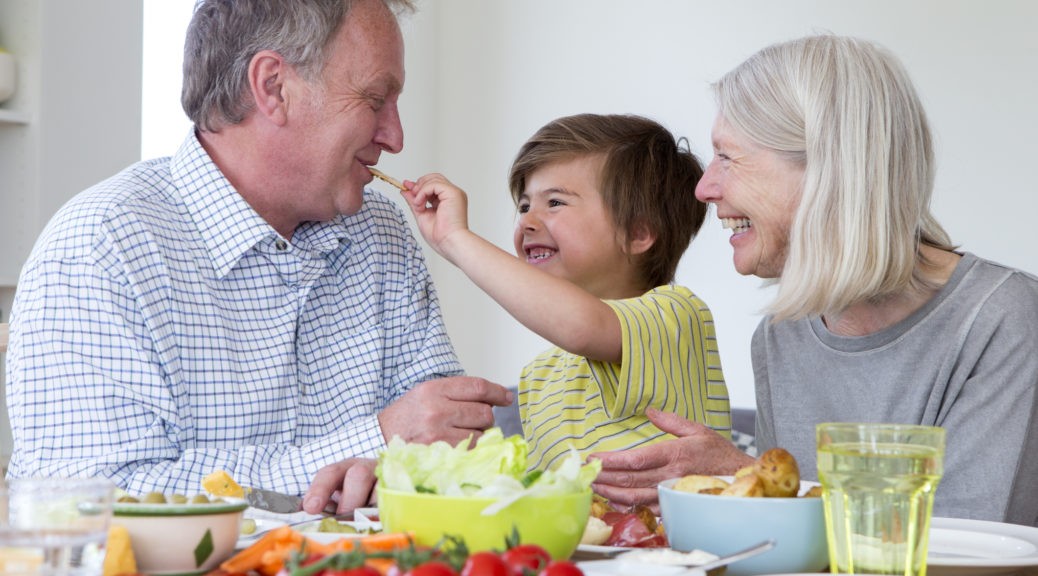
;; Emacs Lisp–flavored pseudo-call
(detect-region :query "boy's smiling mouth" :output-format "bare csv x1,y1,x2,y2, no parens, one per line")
524,245,557,263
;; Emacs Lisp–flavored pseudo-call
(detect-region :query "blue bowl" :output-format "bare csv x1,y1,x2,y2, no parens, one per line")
658,476,828,576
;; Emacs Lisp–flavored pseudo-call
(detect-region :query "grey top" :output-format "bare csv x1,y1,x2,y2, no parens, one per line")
753,253,1038,526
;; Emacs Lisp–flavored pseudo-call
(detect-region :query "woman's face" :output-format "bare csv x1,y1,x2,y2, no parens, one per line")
695,115,804,279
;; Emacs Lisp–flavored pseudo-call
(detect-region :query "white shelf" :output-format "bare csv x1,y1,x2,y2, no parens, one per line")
0,108,28,124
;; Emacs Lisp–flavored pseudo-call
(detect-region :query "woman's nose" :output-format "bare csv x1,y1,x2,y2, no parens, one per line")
695,162,721,203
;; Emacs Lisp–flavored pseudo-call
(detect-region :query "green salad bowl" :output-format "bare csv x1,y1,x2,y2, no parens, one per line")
377,487,591,559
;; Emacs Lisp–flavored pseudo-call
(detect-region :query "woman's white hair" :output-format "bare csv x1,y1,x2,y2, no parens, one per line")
714,34,954,320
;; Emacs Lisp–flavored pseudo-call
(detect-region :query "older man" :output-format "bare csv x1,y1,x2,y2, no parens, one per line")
6,0,511,506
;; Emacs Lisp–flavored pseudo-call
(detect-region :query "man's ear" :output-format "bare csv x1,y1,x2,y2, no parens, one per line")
627,222,656,255
248,50,289,126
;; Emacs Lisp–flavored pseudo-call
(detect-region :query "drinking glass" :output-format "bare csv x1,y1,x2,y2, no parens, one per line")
817,423,944,576
0,478,115,575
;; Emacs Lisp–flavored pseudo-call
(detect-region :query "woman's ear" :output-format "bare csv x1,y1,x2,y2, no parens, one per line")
627,222,656,255
248,50,289,126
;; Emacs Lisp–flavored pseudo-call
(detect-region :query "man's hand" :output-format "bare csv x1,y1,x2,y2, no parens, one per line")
379,376,513,446
303,458,378,516
590,408,753,513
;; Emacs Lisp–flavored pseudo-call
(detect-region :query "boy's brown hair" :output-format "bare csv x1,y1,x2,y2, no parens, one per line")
508,113,706,291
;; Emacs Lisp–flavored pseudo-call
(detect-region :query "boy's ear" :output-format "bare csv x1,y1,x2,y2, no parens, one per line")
626,222,656,255
249,49,290,126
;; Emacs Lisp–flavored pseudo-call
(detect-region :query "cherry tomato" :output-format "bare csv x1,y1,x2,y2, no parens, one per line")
501,544,551,575
461,551,511,576
406,561,459,576
537,560,583,576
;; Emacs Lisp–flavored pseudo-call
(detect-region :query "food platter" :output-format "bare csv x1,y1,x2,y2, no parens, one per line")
927,517,1038,576
237,506,382,549
299,521,373,545
235,517,287,549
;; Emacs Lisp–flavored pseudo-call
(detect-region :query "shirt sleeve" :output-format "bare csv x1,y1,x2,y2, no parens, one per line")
597,286,730,433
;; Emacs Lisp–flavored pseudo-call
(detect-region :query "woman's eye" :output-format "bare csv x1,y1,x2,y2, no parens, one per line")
517,203,530,214
548,199,564,208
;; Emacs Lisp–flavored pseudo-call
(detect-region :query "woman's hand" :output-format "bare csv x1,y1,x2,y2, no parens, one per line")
590,408,754,514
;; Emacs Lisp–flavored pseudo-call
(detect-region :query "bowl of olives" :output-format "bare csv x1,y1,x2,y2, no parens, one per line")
112,492,247,575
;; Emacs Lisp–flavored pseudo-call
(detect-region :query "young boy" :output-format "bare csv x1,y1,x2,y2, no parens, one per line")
401,114,731,471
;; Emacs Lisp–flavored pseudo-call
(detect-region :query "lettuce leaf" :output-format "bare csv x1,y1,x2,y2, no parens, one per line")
376,428,600,514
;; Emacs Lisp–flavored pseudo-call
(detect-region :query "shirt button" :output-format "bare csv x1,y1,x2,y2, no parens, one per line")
275,239,288,251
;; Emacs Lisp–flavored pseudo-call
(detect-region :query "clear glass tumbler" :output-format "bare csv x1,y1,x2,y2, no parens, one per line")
0,477,115,575
817,423,944,576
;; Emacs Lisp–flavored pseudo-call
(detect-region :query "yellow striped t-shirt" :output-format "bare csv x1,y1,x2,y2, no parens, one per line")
518,284,731,471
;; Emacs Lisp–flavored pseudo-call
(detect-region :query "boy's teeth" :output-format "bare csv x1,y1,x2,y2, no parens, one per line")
722,218,752,234
528,248,555,260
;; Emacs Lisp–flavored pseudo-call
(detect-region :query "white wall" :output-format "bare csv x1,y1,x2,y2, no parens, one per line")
386,0,1038,409
141,1,1038,411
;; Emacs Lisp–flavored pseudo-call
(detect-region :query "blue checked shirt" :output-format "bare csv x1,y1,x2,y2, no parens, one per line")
5,131,463,496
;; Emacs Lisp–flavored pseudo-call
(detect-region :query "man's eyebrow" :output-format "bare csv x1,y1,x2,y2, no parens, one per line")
377,71,403,94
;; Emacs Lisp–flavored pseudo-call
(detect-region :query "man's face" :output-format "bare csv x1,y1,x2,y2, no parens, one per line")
283,0,406,224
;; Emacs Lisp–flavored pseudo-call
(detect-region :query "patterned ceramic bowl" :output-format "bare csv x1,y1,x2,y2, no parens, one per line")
112,499,247,575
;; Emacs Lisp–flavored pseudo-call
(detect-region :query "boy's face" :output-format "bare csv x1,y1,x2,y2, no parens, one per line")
513,155,644,299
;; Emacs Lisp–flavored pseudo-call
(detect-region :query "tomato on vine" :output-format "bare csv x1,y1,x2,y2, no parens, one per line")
537,560,583,576
500,544,551,576
460,551,511,576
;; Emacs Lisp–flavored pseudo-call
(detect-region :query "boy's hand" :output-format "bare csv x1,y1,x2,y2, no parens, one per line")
401,173,472,260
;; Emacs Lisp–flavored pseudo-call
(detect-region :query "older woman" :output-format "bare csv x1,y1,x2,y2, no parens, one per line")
591,34,1038,526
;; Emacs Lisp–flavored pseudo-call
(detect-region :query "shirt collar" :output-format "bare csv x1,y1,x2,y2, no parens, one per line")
170,131,276,279
170,131,354,277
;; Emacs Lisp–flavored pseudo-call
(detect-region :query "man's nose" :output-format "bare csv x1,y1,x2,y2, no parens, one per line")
375,103,404,154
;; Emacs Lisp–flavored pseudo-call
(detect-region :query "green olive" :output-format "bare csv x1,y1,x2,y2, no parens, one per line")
239,518,258,535
169,494,189,504
190,494,211,504
317,517,359,534
117,495,140,503
142,492,167,504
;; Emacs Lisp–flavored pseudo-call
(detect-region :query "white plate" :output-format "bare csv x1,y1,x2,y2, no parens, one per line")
572,543,633,561
235,517,287,549
926,517,1038,576
577,559,690,576
302,526,372,545
354,507,380,525
577,544,632,554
